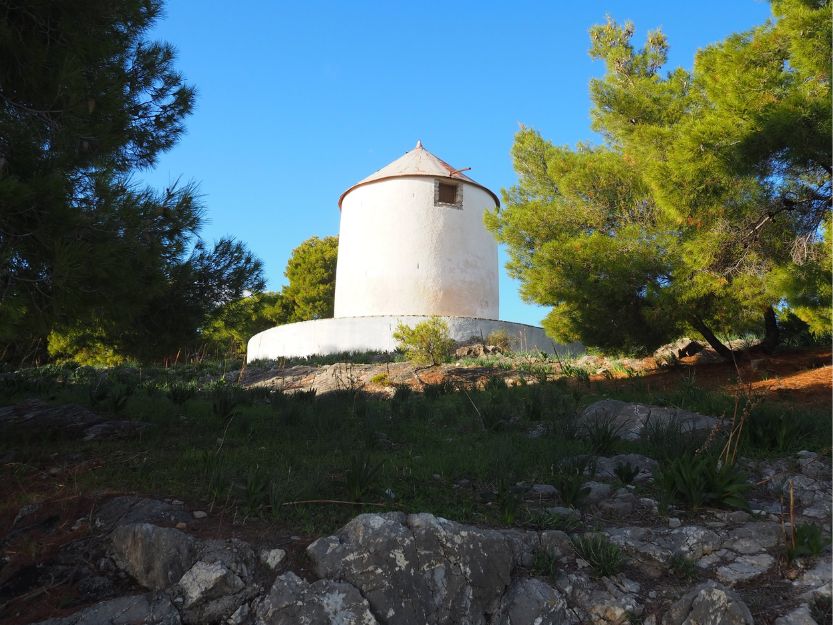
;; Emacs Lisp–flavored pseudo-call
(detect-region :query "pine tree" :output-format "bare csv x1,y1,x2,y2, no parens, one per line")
0,1,264,363
487,0,831,356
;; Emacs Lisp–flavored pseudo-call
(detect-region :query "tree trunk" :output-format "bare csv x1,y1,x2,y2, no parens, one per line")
689,317,735,361
761,305,780,354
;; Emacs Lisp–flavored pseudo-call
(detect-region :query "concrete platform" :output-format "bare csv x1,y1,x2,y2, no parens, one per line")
246,316,582,362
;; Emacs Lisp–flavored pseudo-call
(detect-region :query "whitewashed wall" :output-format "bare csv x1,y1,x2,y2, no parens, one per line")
246,315,583,362
334,177,499,319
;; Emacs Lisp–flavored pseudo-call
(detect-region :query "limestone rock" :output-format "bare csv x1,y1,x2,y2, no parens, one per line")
555,571,641,625
307,512,518,625
254,571,378,625
721,522,781,554
31,593,181,625
579,400,720,441
178,561,244,608
774,605,819,625
583,482,613,506
0,400,101,438
96,496,192,530
111,523,196,590
260,548,287,571
83,420,150,440
715,553,776,584
663,582,753,625
528,484,558,499
496,577,570,625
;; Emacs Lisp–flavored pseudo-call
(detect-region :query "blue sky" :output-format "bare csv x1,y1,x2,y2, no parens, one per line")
142,1,772,326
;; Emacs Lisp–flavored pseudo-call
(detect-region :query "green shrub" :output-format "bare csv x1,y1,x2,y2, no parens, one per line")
393,317,455,365
656,454,750,511
571,534,625,577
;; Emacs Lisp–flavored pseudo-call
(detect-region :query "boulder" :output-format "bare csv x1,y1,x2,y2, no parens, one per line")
260,548,287,571
178,561,244,608
30,593,180,625
715,554,776,584
176,538,258,624
110,523,196,590
96,496,192,530
496,577,570,625
253,571,378,625
773,605,819,625
0,400,101,438
663,582,753,625
307,512,519,625
593,454,658,483
579,400,720,441
555,571,641,625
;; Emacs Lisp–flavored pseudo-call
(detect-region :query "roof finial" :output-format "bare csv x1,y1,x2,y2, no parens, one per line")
415,140,423,149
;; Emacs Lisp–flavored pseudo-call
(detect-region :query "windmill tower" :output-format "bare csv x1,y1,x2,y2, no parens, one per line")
334,141,498,319
247,142,579,361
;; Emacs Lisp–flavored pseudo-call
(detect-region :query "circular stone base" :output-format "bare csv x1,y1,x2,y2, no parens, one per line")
246,315,582,362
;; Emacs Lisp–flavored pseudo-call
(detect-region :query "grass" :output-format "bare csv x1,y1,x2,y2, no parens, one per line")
0,357,828,538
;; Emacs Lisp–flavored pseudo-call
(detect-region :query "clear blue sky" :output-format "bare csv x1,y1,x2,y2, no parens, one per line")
141,1,772,326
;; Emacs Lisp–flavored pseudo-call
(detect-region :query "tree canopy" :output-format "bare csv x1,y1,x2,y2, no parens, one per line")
0,0,264,364
487,0,831,356
281,235,339,322
197,235,338,359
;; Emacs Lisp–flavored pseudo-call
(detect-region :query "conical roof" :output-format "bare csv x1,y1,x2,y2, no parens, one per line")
338,141,500,208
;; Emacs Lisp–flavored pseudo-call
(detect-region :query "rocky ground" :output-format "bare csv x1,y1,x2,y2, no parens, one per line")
1,397,830,625
238,344,832,410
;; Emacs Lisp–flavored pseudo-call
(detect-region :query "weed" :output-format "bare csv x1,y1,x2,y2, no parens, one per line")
344,453,385,501
168,382,196,405
580,415,624,455
495,479,522,525
292,388,317,401
525,509,581,532
571,534,625,577
370,372,391,386
787,523,830,561
613,462,639,485
486,330,515,352
656,454,750,511
210,380,242,421
668,554,697,580
811,595,832,624
742,410,816,454
553,458,595,508
560,362,590,382
639,416,704,461
423,379,455,399
105,383,133,413
531,547,559,579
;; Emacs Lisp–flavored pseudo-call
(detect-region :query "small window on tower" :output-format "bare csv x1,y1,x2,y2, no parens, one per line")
435,180,462,207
